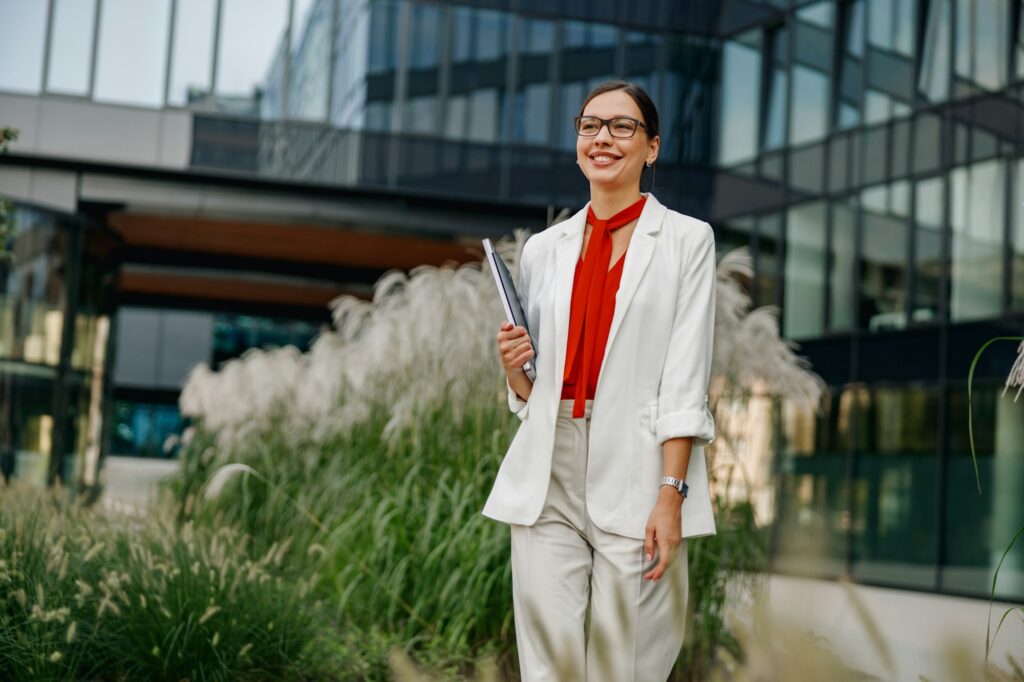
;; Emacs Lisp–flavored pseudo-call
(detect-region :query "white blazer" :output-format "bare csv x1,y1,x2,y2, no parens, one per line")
482,192,718,540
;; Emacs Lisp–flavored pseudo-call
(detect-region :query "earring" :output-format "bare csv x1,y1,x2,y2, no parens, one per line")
645,161,653,168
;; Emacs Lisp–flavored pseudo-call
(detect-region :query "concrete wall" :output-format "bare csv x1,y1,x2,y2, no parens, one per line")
114,307,214,389
0,92,192,169
756,574,1024,682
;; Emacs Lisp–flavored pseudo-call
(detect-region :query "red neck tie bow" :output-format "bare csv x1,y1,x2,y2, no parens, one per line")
563,194,647,417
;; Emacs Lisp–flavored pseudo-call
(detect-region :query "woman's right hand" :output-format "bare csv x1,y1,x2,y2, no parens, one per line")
496,321,534,376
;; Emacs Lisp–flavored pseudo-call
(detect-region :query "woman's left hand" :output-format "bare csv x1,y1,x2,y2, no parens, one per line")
642,488,683,581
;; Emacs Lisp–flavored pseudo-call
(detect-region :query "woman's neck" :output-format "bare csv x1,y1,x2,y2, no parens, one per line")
588,185,645,220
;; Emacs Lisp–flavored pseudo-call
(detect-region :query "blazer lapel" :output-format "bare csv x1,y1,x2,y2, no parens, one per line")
553,204,588,385
597,192,666,381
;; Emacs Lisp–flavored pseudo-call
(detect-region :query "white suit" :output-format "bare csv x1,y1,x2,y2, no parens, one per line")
482,191,718,541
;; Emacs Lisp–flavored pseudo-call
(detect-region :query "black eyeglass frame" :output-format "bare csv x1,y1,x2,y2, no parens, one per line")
573,115,652,138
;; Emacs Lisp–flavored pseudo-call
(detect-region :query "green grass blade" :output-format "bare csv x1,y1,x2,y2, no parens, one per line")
967,336,1024,496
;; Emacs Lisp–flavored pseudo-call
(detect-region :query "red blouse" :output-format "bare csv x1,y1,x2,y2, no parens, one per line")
560,252,626,403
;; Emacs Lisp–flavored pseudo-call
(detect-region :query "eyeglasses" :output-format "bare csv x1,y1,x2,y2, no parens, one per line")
573,115,650,138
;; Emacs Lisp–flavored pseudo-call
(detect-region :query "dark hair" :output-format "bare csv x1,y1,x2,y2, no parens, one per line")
577,79,660,191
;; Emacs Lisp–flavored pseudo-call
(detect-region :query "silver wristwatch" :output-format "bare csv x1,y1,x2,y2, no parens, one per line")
659,476,688,499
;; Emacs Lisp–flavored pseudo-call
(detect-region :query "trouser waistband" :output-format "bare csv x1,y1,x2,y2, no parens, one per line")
557,398,593,419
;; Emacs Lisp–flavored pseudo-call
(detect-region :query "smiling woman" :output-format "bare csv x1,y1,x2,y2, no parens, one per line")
490,80,718,681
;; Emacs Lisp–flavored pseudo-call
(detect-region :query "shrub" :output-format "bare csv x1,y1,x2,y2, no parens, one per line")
0,483,332,681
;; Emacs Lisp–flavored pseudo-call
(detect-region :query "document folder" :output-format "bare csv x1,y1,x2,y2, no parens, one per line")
483,238,537,382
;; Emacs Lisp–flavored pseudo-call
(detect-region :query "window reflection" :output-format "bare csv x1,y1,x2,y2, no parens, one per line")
46,0,96,96
0,0,48,93
830,198,857,331
111,399,183,458
918,0,951,102
852,385,939,588
1013,159,1024,309
331,0,370,128
774,388,852,578
718,31,761,166
216,0,288,108
950,159,1005,321
94,0,170,107
762,26,789,151
167,0,216,107
836,0,865,130
0,208,68,366
288,0,331,120
756,213,781,308
859,182,909,331
913,176,944,322
864,0,915,123
784,201,827,338
954,0,1010,95
789,1,832,146
944,385,1024,598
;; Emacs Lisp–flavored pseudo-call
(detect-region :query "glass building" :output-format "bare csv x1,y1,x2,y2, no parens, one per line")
1,0,1022,602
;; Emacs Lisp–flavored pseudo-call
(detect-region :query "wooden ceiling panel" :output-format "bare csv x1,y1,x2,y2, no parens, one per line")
107,213,483,270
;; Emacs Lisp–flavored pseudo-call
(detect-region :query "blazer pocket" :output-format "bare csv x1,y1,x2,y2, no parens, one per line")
647,399,658,435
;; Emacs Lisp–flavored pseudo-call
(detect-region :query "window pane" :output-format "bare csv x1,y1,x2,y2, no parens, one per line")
950,160,1005,321
943,385,1024,599
46,0,97,96
216,0,288,100
467,88,500,143
513,81,551,146
918,0,951,102
954,0,1010,95
368,0,399,73
331,0,370,127
520,17,554,54
0,0,48,93
790,2,832,146
852,385,939,588
1014,159,1024,309
288,0,331,120
913,176,944,322
913,113,942,173
756,213,781,308
786,65,827,145
167,0,216,106
864,0,915,122
718,33,761,166
784,201,827,338
860,183,910,330
773,389,852,578
830,198,857,331
94,0,170,107
836,0,865,130
408,2,442,68
763,26,788,151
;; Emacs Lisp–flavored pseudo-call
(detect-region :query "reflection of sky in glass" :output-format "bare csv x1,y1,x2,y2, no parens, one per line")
216,0,288,97
94,0,169,107
47,0,96,95
789,66,828,146
168,0,216,106
0,0,47,93
718,40,760,166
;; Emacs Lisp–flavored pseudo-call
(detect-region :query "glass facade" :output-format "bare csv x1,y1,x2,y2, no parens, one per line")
717,0,1024,602
1,0,1023,602
0,204,115,489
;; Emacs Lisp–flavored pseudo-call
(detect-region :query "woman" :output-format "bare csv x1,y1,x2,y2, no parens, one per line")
484,80,717,682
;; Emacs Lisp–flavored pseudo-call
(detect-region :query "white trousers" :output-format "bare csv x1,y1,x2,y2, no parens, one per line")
511,399,689,682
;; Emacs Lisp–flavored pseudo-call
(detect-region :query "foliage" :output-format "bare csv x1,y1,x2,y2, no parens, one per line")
0,482,333,681
966,336,1024,672
169,230,822,678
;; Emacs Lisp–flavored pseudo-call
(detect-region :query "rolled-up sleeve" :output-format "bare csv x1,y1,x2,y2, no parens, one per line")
506,238,533,421
655,222,716,447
